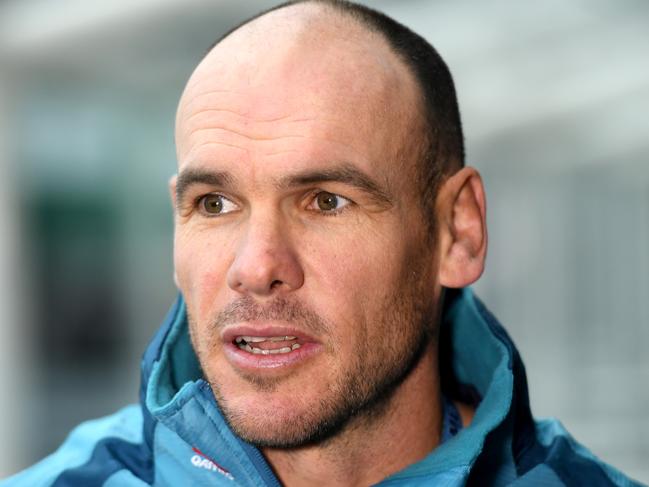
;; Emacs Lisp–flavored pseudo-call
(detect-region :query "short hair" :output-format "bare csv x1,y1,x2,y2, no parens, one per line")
206,0,465,229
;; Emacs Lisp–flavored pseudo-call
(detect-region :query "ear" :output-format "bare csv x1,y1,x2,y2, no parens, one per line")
436,167,487,288
168,174,180,288
169,174,178,210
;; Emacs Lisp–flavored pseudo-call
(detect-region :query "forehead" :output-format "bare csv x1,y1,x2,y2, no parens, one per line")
175,4,424,184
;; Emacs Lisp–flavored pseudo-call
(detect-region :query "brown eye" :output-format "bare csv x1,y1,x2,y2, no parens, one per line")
316,192,338,211
200,194,236,215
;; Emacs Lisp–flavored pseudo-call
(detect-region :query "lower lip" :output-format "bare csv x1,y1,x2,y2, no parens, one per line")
223,341,322,371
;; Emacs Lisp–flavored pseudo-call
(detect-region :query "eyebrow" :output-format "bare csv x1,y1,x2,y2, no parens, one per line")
175,168,235,205
277,164,393,205
175,162,393,207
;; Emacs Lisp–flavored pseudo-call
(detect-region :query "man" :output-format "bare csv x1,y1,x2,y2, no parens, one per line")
5,1,642,486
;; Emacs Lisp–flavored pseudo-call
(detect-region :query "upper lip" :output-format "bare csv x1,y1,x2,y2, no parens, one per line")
221,323,319,345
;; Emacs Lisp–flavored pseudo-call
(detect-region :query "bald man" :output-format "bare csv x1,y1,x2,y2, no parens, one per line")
6,1,641,486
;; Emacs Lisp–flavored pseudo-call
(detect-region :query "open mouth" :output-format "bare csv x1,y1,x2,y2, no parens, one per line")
234,335,302,355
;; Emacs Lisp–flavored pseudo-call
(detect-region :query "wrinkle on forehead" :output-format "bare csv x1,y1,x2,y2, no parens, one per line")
175,2,426,185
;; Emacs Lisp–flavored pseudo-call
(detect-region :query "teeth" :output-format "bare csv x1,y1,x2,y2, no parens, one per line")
270,335,297,342
236,342,302,354
235,335,298,343
241,336,266,343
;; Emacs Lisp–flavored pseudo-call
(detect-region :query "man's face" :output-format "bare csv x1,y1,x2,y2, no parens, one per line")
173,8,442,447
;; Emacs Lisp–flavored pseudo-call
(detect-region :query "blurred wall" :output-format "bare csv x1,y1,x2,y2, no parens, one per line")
0,0,647,482
0,66,26,477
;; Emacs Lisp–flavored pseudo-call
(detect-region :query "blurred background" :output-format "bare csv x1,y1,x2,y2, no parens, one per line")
1,0,647,482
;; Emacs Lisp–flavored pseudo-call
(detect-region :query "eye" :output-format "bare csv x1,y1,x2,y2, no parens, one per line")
199,194,237,215
308,191,351,213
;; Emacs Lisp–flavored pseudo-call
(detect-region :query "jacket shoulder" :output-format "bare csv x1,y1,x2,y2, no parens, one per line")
2,404,150,487
513,418,644,487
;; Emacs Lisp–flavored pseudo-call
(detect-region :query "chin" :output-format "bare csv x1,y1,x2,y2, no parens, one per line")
226,410,353,449
210,381,354,449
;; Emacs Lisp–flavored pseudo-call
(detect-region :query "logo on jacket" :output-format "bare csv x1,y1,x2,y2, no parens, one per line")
191,447,235,481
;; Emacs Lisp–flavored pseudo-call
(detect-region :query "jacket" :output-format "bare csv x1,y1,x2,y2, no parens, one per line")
4,288,643,486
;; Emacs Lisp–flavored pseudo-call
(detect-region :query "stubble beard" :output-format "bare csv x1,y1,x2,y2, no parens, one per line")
188,269,437,449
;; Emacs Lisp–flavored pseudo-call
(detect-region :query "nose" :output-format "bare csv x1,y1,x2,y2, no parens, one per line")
226,215,304,298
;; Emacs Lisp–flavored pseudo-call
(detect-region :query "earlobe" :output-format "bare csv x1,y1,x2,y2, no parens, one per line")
173,270,180,289
437,167,487,288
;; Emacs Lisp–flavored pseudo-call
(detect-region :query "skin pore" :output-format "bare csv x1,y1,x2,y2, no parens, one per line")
172,3,486,486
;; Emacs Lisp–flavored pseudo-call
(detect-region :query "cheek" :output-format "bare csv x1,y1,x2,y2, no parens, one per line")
304,226,406,319
174,227,235,319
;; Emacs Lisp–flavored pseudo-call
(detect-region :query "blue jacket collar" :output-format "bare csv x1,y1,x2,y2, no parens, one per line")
139,287,530,483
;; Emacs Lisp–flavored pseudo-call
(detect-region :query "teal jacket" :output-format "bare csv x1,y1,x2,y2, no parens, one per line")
4,288,643,486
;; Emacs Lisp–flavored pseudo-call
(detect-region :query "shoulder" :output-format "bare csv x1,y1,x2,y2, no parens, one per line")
2,404,151,487
512,418,643,487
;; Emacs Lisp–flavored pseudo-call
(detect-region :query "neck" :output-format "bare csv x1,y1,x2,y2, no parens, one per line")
263,343,442,487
